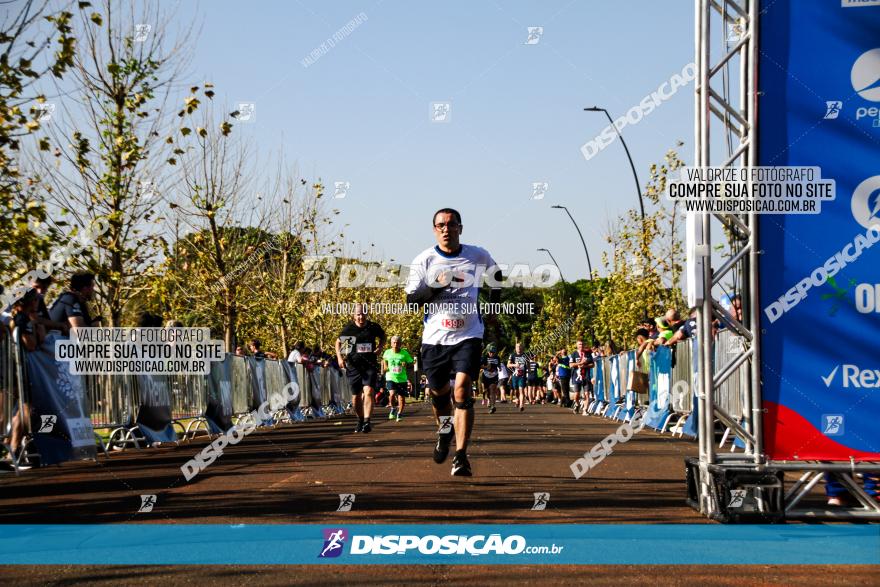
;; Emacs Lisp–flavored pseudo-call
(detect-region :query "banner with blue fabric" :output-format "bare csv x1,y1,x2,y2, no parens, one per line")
25,333,96,465
758,0,880,461
623,350,637,421
206,355,235,433
248,357,275,425
603,355,619,417
594,357,605,404
281,362,305,421
643,346,672,430
135,374,178,445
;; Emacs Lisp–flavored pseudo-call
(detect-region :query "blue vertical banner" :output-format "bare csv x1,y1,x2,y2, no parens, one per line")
643,346,672,430
758,0,880,460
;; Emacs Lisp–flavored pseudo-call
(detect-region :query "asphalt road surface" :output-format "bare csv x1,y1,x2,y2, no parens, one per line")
1,402,875,584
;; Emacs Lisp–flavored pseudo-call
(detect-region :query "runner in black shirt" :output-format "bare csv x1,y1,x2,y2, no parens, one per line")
507,343,528,412
479,343,501,414
526,356,540,405
336,303,386,433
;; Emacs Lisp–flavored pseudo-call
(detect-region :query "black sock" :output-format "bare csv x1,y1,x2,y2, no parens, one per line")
364,417,370,424
358,417,364,424
455,448,467,458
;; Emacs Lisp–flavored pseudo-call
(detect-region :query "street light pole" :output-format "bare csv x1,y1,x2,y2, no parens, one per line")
537,248,565,283
584,106,645,221
550,205,593,280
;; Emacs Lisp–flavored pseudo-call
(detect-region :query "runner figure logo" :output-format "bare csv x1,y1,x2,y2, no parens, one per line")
824,100,842,119
525,26,543,45
237,103,256,122
138,494,157,513
337,494,355,512
298,255,337,292
38,414,57,433
727,489,747,509
333,181,350,199
532,492,550,510
822,414,844,436
431,102,451,123
437,415,453,435
531,182,548,200
35,103,55,122
339,336,356,358
134,23,151,42
319,528,348,558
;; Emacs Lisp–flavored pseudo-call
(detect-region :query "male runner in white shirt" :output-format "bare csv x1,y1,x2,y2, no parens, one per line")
405,208,501,476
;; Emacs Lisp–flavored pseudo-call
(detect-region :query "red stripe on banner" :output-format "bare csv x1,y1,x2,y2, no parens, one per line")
763,401,880,461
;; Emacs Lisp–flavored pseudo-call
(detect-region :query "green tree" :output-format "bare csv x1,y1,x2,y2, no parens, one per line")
38,1,209,326
0,1,83,282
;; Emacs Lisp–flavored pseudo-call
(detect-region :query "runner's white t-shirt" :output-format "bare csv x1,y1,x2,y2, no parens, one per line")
405,244,497,346
498,363,509,379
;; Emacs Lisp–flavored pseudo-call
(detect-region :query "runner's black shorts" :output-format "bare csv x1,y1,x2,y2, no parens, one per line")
386,380,409,396
481,375,499,386
572,379,592,392
346,364,378,393
527,376,539,386
421,338,482,392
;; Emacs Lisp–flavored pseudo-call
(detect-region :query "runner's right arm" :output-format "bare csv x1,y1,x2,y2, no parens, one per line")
335,337,345,370
405,270,451,305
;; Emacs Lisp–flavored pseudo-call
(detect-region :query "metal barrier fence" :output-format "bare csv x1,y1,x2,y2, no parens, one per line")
1,327,23,462
714,330,746,421
82,356,355,449
588,330,747,443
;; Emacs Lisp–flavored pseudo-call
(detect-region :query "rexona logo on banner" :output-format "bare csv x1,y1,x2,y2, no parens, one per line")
821,364,880,388
758,0,880,461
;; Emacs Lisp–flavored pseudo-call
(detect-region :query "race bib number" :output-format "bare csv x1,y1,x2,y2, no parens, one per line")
356,343,372,353
391,365,403,374
439,314,465,331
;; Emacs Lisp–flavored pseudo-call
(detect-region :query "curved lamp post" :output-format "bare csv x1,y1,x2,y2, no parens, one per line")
550,205,593,280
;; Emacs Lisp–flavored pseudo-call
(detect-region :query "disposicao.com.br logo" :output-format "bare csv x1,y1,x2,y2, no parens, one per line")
318,529,563,557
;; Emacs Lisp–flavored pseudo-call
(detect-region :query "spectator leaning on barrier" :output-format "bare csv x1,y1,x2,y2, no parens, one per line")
635,328,652,360
666,309,697,346
287,341,304,365
248,339,266,360
48,273,99,329
286,341,304,384
6,289,46,467
30,276,69,335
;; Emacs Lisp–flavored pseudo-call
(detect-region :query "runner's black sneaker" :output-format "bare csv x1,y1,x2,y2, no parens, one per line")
362,420,372,433
488,405,496,414
354,421,364,433
451,452,472,476
433,428,454,464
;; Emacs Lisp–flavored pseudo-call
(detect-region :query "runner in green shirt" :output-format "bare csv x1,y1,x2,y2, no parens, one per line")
382,335,414,421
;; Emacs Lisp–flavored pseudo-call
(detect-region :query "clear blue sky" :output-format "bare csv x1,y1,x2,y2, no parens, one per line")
175,0,695,280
